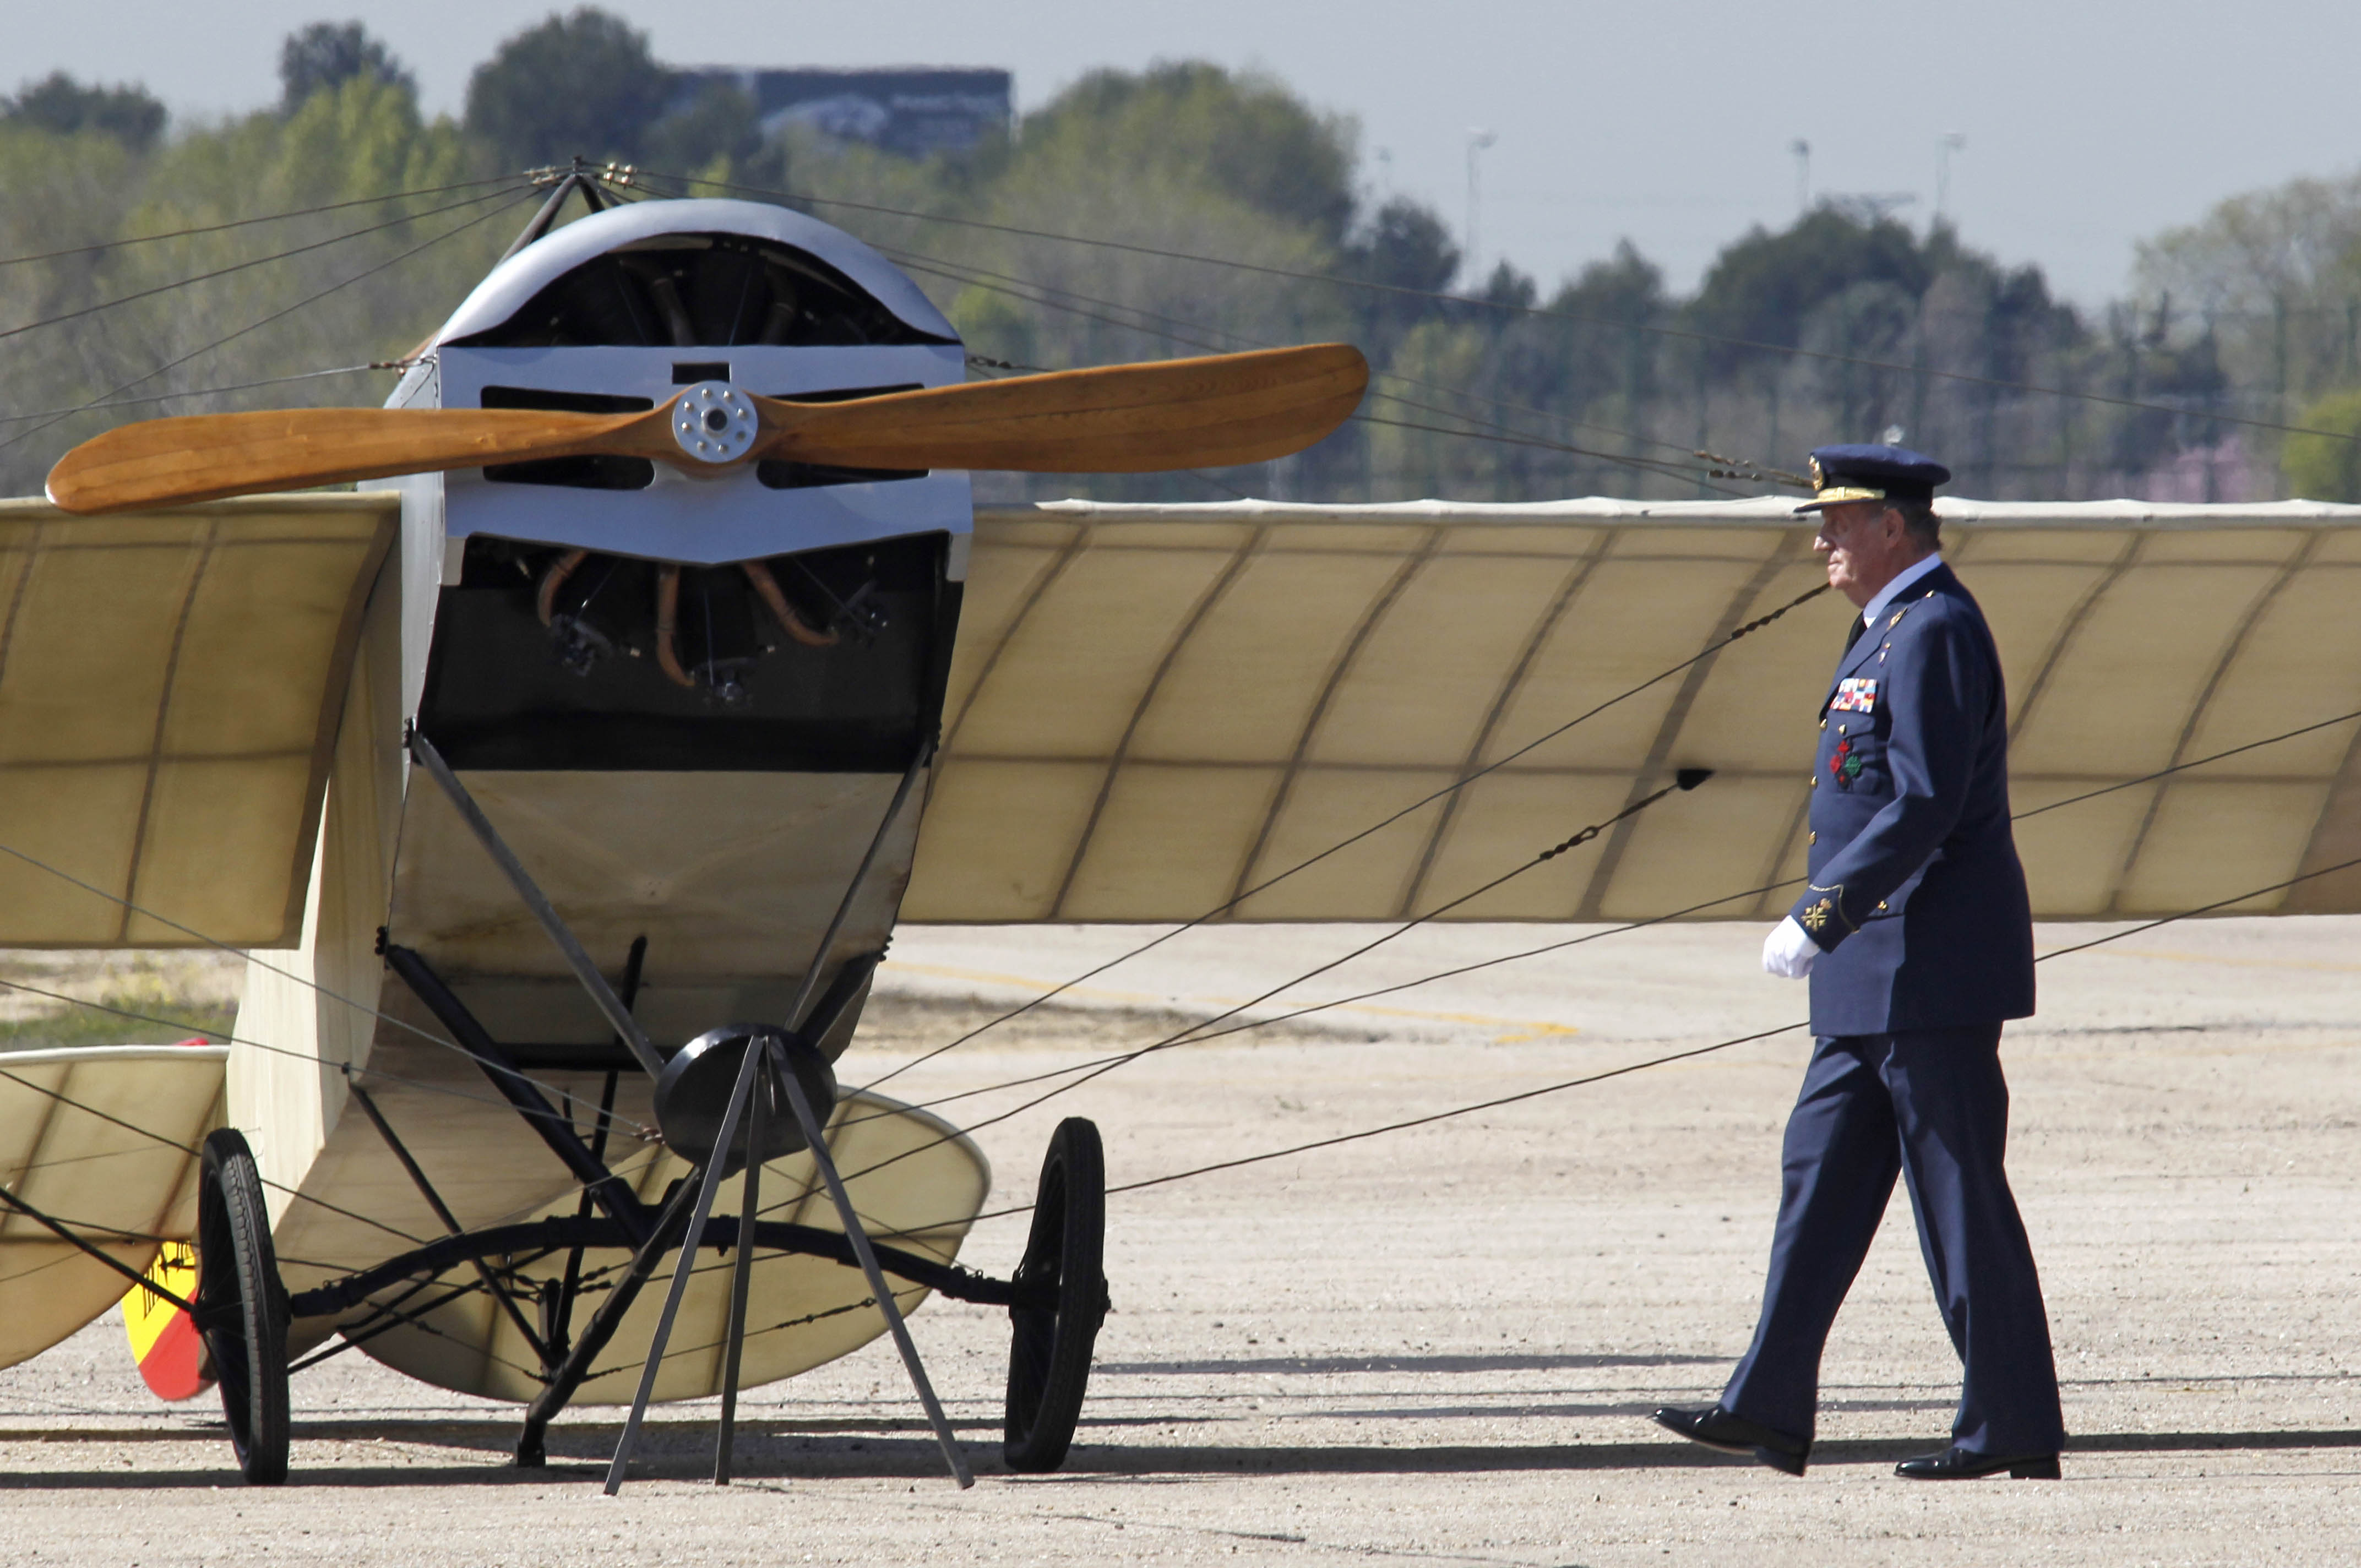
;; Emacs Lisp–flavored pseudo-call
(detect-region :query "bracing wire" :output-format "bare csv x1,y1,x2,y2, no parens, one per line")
855,578,1834,1095
0,187,540,458
851,879,1804,1128
861,701,2361,1129
0,173,524,271
8,162,2357,1300
0,362,398,425
0,184,525,351
819,695,2361,1230
792,778,1738,1208
633,166,2361,448
886,244,1750,492
1072,847,2361,1207
892,243,1723,468
0,1065,426,1246
830,775,1718,1141
0,840,656,1141
882,247,1741,493
34,690,2348,1266
0,967,654,1145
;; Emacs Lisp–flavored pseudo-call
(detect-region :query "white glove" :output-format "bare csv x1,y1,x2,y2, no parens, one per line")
1761,916,1820,980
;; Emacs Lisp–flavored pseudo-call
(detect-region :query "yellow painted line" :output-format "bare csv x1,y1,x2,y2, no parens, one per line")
880,960,1171,1006
882,960,1576,1042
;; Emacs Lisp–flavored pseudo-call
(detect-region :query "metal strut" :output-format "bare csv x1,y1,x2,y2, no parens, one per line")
380,943,654,1249
551,933,641,1363
774,1033,974,1488
406,726,666,1080
603,1041,767,1495
514,1174,706,1468
285,1215,1020,1321
600,739,973,1491
715,1073,764,1485
406,720,955,1479
347,1083,551,1366
0,1184,189,1313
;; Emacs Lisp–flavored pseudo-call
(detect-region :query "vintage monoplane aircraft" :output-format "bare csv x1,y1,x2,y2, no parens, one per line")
2,176,1363,1490
7,172,2361,1493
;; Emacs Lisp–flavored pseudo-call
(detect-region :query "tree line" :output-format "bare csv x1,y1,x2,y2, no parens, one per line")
2,10,2357,506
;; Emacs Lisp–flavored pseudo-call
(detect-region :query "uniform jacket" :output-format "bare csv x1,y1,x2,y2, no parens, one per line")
1788,562,2036,1035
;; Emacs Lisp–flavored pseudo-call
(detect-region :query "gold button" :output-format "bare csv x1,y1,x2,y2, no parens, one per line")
1819,718,1826,729
1878,900,1888,910
1810,776,1818,788
1808,831,1817,844
1838,723,1848,734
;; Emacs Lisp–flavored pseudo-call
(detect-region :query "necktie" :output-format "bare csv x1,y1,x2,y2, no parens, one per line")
1842,613,1867,654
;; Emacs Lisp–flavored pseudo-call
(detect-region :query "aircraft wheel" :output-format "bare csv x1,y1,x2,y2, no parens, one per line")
195,1129,290,1485
1003,1117,1107,1472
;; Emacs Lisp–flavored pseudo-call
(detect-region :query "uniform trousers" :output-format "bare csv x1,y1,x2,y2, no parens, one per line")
1719,1023,2064,1456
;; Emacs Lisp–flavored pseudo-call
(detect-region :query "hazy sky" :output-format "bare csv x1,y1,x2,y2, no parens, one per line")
11,1,2360,306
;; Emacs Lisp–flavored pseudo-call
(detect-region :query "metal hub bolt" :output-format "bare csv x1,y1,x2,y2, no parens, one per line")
670,382,757,465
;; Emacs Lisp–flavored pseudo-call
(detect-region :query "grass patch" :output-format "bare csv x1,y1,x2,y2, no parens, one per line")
0,993,236,1053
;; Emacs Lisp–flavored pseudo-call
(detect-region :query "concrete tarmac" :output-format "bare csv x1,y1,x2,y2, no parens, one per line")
3,915,2358,1565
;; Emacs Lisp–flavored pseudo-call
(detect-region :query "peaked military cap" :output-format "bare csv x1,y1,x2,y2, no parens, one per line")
1794,443,1952,515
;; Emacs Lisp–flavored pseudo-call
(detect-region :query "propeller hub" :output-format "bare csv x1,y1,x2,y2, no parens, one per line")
670,382,758,465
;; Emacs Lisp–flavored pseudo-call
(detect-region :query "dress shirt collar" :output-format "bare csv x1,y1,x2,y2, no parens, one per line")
1855,552,1944,639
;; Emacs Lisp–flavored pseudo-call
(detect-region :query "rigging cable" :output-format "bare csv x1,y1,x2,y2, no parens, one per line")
819,698,2361,1204
0,173,525,271
0,184,527,351
853,578,1835,1094
799,776,1743,1203
885,244,1747,492
891,243,1724,469
0,187,541,459
0,1065,426,1246
882,247,1740,494
630,166,2361,448
853,704,2361,1128
1081,847,2361,1207
0,362,402,425
0,970,652,1144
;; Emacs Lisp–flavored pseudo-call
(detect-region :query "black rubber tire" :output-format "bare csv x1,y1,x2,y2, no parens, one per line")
195,1129,290,1485
1003,1117,1108,1472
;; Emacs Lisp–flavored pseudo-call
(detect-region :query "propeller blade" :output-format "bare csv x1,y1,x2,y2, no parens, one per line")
45,405,669,515
752,344,1367,473
42,344,1368,514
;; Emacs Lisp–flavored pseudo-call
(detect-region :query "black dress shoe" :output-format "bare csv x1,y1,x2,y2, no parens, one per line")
1652,1404,1809,1476
1894,1444,2060,1480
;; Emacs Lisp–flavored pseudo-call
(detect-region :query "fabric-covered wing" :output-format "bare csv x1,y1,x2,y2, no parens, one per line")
904,498,2361,923
0,1044,226,1370
0,494,395,947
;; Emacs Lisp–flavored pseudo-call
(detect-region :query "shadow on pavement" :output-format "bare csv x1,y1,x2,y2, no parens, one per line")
1098,1352,1726,1376
5,1424,2361,1489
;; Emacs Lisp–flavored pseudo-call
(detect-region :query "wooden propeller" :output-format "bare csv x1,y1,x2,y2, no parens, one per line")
44,344,1369,515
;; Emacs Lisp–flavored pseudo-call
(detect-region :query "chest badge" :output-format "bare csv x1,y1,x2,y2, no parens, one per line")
1829,739,1866,789
1830,677,1877,714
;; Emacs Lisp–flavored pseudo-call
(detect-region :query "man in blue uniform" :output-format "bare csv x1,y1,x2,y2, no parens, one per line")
1653,445,2065,1481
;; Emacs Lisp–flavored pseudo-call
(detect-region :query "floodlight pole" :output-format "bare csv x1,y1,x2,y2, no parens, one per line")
1935,133,1966,225
1465,128,1498,285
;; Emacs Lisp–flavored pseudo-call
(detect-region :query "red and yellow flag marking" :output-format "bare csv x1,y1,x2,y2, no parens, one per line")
122,1242,211,1402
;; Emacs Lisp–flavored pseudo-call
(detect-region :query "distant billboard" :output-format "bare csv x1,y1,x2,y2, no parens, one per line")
677,67,1013,159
